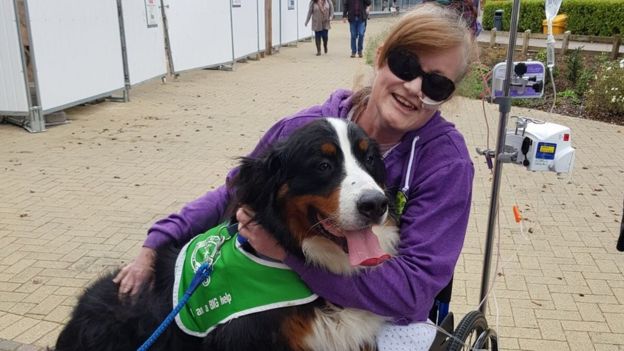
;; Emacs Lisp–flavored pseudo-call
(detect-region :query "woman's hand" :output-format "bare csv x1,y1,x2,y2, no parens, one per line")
112,247,156,297
236,207,287,261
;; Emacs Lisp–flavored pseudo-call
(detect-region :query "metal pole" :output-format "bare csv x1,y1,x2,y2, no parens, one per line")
116,0,131,102
478,0,522,315
229,0,236,67
21,0,45,132
159,0,175,76
12,0,34,116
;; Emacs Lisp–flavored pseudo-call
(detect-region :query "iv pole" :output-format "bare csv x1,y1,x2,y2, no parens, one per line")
478,0,523,315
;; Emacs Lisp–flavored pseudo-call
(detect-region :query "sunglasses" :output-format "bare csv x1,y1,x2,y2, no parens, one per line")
386,49,456,105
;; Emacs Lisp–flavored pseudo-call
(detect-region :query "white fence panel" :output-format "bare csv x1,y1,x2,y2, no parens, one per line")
0,0,29,114
258,0,266,52
27,0,125,112
280,0,299,44
232,0,260,59
164,0,233,74
271,0,281,45
121,0,167,86
298,0,312,40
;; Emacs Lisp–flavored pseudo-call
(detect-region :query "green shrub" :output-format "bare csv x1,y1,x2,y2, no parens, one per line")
456,63,491,99
565,47,584,84
574,68,593,97
557,89,581,104
584,61,624,119
482,0,624,36
534,48,547,64
364,27,391,66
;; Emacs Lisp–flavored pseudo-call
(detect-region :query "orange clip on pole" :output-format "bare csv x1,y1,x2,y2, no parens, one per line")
513,205,522,223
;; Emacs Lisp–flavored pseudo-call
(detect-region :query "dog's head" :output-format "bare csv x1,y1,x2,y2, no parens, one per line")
234,118,392,274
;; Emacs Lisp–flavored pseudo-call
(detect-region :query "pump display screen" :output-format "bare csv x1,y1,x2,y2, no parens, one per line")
536,142,556,159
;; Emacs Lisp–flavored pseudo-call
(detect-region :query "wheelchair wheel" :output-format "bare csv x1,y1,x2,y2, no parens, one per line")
447,310,498,351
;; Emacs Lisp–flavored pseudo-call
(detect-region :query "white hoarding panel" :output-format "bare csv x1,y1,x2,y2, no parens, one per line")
258,0,266,51
232,0,260,59
272,0,281,45
27,0,125,112
164,0,233,73
0,0,29,114
121,0,167,86
281,0,298,44
298,0,312,40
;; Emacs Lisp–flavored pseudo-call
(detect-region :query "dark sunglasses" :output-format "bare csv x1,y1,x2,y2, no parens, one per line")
386,49,456,105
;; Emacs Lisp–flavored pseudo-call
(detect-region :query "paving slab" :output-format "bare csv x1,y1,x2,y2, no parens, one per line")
1,16,623,351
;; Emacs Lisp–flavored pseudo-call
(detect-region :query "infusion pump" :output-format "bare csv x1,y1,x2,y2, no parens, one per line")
504,116,576,173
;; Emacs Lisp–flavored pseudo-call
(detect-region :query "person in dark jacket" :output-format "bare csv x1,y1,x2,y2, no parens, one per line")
342,0,371,58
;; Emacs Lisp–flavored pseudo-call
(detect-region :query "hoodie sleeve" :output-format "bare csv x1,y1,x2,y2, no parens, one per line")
284,156,474,323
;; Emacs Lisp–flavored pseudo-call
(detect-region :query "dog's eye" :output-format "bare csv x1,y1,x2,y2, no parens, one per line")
318,161,332,172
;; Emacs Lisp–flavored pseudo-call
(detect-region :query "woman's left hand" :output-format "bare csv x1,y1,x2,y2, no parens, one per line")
236,207,287,261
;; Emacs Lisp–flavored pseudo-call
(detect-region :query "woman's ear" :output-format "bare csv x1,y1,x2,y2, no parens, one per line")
375,43,385,68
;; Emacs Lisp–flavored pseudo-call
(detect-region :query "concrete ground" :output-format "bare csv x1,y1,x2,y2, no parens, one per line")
1,16,623,351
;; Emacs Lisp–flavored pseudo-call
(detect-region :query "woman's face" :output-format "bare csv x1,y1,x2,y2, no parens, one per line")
369,45,465,135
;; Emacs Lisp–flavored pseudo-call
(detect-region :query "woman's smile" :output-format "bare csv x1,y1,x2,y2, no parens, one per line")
391,92,418,112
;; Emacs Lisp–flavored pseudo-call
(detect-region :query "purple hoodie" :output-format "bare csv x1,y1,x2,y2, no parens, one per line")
144,89,474,323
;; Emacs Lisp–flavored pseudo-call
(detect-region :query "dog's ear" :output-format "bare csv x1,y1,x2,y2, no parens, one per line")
234,149,285,212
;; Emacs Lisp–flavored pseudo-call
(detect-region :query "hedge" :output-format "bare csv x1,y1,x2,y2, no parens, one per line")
482,0,624,36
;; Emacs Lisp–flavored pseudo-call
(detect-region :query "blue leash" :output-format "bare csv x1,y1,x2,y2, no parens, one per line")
136,262,213,351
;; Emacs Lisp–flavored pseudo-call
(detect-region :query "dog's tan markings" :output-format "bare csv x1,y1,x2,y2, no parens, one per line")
358,139,369,152
284,190,340,242
321,143,336,155
281,314,315,351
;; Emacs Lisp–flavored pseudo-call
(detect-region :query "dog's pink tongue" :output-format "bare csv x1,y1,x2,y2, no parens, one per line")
344,228,390,267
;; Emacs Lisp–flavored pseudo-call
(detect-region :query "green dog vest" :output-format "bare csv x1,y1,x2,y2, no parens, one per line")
173,223,318,337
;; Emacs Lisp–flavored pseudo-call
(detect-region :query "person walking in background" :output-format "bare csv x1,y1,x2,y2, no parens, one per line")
343,0,371,58
305,0,334,56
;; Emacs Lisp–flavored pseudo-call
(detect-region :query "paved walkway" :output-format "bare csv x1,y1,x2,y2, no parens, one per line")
1,16,623,351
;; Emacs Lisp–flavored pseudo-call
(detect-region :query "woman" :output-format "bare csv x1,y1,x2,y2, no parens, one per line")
305,0,334,55
115,3,477,349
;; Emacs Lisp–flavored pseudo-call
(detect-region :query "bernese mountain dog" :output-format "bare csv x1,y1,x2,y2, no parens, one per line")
53,118,399,351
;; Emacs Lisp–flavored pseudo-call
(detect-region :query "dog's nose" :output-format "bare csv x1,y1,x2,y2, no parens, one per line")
357,191,388,222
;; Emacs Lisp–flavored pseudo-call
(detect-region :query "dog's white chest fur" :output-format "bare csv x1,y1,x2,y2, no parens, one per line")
305,306,386,351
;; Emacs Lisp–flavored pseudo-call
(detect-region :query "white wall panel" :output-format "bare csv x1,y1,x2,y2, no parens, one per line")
280,0,298,44
232,0,260,59
258,0,266,52
0,0,29,114
27,0,125,112
271,0,281,45
121,0,167,86
297,0,312,40
164,0,233,73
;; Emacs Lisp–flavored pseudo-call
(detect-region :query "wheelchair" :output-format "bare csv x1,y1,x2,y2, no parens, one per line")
427,279,499,351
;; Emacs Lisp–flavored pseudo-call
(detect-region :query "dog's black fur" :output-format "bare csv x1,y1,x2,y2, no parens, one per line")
53,118,389,351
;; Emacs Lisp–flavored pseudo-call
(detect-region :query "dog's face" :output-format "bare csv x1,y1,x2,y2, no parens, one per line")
236,118,392,273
